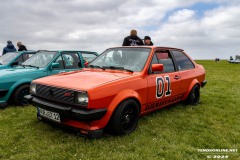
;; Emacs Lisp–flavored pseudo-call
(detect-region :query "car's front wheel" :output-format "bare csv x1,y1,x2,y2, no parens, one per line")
110,99,139,135
13,84,30,106
187,84,200,106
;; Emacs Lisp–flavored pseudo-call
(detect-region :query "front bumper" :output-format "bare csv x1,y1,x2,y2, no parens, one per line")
25,95,107,122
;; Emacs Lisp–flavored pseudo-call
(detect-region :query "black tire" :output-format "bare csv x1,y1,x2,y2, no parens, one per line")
13,84,30,106
110,99,139,136
187,85,200,106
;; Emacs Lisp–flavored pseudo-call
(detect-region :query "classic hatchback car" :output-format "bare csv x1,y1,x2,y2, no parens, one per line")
0,51,36,69
0,50,98,108
26,46,206,138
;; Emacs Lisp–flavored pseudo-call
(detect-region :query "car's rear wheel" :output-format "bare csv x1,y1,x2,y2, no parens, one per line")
187,84,200,106
110,99,139,135
13,84,30,106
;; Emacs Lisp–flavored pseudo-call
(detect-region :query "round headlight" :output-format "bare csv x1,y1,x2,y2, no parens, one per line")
30,83,37,94
75,92,88,106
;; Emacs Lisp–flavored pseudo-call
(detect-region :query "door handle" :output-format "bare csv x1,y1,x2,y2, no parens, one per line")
174,75,181,80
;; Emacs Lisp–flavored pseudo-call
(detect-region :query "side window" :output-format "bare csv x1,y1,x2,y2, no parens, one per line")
150,51,175,74
62,53,81,69
54,55,64,69
151,54,158,65
172,51,195,70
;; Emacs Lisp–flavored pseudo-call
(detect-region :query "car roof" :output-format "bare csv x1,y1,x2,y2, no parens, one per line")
36,50,97,54
108,46,184,51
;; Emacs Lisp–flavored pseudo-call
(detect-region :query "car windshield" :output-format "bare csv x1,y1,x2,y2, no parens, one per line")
0,52,19,65
22,51,58,68
89,48,151,72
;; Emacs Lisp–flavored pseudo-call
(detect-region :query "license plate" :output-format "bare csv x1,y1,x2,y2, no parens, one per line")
38,107,60,123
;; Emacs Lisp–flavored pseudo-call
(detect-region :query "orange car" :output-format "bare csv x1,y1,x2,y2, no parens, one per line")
26,46,207,138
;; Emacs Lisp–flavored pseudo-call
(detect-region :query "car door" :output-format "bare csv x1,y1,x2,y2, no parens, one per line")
145,50,182,112
48,52,82,75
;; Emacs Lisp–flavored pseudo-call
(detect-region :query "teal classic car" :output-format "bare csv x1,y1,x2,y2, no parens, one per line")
0,51,37,69
0,50,98,108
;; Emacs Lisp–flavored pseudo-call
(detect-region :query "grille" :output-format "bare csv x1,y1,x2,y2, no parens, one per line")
36,84,75,104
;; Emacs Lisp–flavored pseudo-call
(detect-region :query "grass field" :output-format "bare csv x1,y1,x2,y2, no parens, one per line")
0,60,239,160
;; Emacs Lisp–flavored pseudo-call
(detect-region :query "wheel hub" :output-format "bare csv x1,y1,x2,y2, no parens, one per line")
125,114,130,123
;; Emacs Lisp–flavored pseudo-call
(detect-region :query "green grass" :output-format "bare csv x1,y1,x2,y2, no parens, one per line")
0,60,239,160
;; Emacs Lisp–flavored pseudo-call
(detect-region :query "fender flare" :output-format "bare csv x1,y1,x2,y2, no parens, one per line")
90,89,142,130
5,78,33,101
182,79,200,101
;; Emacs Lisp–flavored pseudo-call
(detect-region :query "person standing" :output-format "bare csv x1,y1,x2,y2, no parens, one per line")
122,29,144,46
17,41,27,51
144,36,153,46
2,41,17,55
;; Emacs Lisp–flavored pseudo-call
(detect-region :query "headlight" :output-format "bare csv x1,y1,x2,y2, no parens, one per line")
30,83,37,94
75,92,88,106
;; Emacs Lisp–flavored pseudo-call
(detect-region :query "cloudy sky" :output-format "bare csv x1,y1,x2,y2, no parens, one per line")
0,0,239,59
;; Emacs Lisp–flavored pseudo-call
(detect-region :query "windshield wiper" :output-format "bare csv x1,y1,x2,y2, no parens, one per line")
102,66,133,73
87,65,105,70
23,64,39,69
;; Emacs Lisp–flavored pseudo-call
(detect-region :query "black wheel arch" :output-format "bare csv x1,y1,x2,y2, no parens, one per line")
9,82,31,102
105,97,141,131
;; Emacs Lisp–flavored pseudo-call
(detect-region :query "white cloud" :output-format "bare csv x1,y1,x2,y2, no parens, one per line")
0,0,240,59
168,9,196,23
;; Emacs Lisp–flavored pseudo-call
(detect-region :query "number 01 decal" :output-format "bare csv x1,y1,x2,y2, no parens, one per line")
156,76,172,99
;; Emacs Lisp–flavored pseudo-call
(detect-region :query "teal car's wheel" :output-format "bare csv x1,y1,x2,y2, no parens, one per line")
13,84,30,106
111,99,139,135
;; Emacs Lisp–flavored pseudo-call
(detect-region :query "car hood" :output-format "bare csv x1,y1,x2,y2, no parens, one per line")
0,67,39,77
34,70,137,91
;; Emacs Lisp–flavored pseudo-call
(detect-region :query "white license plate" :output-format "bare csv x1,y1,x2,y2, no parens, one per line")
38,107,60,123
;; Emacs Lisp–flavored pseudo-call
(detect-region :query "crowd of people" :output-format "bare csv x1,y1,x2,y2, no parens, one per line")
2,29,152,55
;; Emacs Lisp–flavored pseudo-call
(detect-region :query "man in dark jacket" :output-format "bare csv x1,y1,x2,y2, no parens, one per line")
144,36,154,46
2,41,17,55
122,29,144,46
17,41,27,51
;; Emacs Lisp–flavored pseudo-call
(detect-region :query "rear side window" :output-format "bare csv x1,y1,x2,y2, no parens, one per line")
172,51,195,70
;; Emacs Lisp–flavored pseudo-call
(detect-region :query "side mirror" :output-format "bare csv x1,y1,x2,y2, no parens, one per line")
152,64,164,72
51,62,60,69
11,61,19,66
